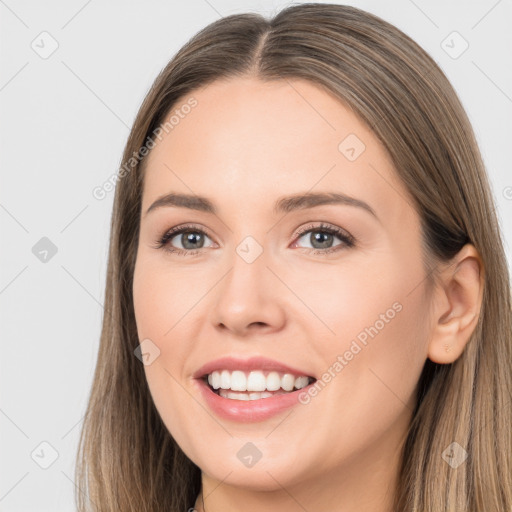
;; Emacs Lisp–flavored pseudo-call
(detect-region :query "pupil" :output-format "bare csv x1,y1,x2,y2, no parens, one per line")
311,231,332,249
182,232,203,249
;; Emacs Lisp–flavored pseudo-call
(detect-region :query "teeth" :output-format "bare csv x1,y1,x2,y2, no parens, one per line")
206,369,311,393
220,370,230,389
231,371,246,391
247,371,267,391
219,389,275,400
266,371,281,391
282,374,295,391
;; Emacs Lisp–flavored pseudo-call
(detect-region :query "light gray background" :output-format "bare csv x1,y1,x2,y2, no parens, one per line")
1,0,511,510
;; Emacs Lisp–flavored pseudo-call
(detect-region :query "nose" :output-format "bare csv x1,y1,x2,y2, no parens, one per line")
210,243,286,337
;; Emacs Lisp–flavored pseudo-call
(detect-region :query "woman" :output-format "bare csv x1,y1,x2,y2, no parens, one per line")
75,3,512,511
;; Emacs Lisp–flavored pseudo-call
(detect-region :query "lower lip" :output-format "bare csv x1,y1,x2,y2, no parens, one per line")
195,378,314,423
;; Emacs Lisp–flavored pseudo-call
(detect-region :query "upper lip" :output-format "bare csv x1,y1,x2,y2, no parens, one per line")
193,356,315,380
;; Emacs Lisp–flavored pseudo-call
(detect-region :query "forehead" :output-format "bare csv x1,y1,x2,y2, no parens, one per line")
141,76,412,223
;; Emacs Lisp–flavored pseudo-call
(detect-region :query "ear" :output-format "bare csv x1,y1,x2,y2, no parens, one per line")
427,244,484,364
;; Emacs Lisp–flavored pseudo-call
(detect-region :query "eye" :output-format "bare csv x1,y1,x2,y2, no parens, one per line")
292,222,355,254
152,224,215,256
152,222,355,257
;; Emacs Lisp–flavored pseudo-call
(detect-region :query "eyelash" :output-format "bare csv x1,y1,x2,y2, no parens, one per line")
152,222,356,257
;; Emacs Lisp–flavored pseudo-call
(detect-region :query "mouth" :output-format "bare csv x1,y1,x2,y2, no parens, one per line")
202,369,316,401
193,356,317,422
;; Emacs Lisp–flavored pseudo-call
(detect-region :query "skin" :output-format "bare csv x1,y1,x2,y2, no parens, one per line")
132,76,484,512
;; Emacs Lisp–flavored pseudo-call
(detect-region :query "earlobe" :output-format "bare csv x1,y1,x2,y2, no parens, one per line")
427,244,484,365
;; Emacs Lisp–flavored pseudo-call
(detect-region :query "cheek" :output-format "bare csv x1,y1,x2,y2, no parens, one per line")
311,263,428,421
294,254,429,410
133,258,210,458
133,260,196,389
132,257,194,340
292,277,429,472
277,254,408,343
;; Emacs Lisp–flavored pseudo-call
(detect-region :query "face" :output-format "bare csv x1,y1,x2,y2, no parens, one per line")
132,76,432,493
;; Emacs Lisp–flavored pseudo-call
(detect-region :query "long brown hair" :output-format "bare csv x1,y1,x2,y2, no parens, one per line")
75,4,512,511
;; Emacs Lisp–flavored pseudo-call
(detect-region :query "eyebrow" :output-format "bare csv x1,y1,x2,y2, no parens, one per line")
144,191,377,219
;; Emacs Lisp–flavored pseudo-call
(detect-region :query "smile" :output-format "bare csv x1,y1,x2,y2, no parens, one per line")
205,370,313,401
193,356,317,422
